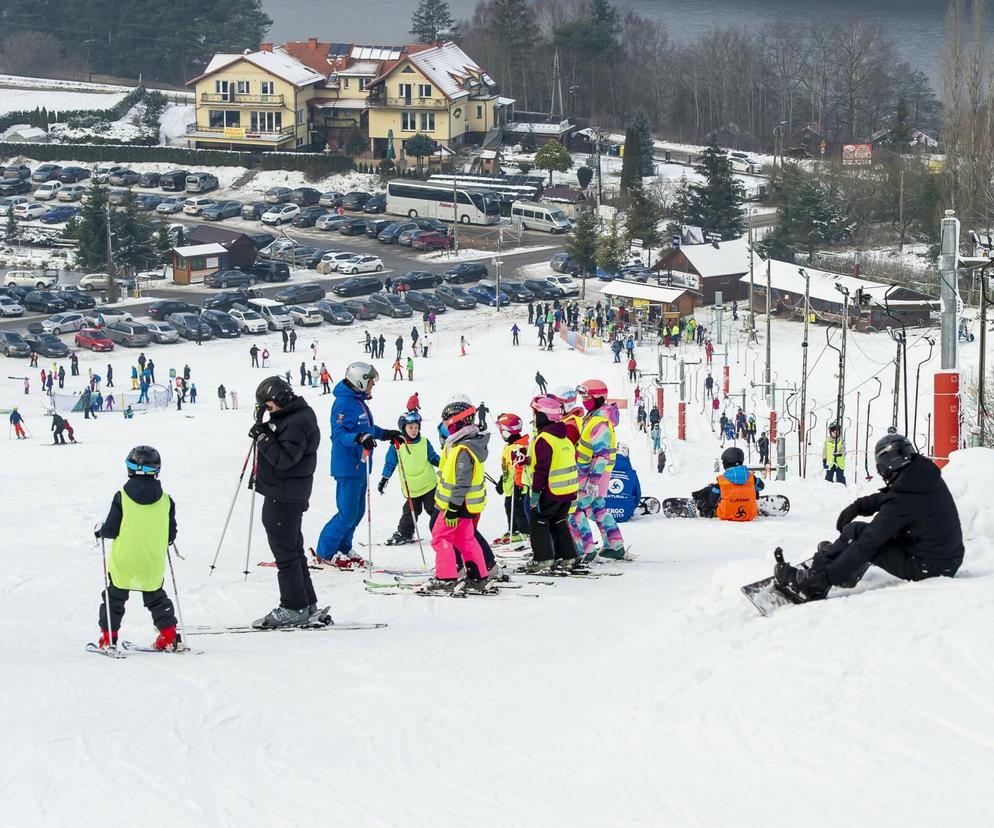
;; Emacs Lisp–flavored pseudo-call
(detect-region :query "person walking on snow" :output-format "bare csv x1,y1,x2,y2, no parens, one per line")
313,363,403,567
460,335,469,356
377,410,440,545
320,366,331,394
757,431,770,467
282,329,289,352
824,423,846,484
250,344,260,368
395,335,404,360
106,364,113,388
392,358,403,380
9,407,26,439
535,371,548,395
406,356,414,381
627,356,638,382
410,326,419,354
512,323,520,346
217,384,228,410
407,392,420,412
288,329,297,352
94,446,180,652
261,348,270,368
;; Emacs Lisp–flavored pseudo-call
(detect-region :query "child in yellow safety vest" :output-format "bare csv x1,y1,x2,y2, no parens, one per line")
377,411,440,545
495,412,530,544
95,445,180,652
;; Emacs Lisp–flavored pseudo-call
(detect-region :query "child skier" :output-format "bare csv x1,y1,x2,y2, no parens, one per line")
9,407,26,439
495,412,529,543
377,411,440,545
691,447,764,521
95,446,180,652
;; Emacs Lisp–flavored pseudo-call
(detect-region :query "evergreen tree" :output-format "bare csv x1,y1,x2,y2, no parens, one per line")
619,125,641,195
566,208,599,279
404,133,437,174
410,0,454,43
683,140,746,239
625,183,663,258
4,210,16,240
595,217,626,274
577,165,594,190
74,179,110,274
671,174,693,224
113,191,155,276
631,111,655,178
761,165,851,259
534,140,572,185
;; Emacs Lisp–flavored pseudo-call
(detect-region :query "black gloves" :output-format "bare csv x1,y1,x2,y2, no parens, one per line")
377,477,388,495
356,433,376,450
249,422,274,441
380,429,404,444
836,503,860,532
444,509,460,528
495,477,503,495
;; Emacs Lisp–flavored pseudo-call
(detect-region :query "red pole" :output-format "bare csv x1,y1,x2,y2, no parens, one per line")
678,401,686,440
722,365,730,396
656,386,664,417
769,410,777,443
933,371,960,467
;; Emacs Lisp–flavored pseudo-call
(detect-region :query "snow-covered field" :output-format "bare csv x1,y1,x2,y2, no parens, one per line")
1,303,991,825
0,86,128,116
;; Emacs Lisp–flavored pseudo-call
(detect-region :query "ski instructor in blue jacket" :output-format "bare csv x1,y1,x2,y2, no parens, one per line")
315,362,403,566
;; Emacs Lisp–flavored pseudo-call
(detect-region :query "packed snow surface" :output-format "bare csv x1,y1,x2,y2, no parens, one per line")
0,304,991,825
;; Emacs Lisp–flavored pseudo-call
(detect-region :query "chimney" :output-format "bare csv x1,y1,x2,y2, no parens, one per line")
308,37,318,48
259,42,273,52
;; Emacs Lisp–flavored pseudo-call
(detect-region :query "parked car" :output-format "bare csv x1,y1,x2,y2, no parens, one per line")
183,197,217,216
53,287,96,310
6,269,57,289
443,262,488,284
319,191,344,208
339,217,368,235
342,191,372,211
75,327,114,351
202,200,242,220
228,308,269,334
316,213,352,232
56,184,87,203
22,332,69,357
287,304,324,326
468,282,511,307
0,180,32,196
137,171,162,188
369,292,413,318
13,202,47,220
33,181,63,200
261,204,300,225
203,269,253,289
200,309,241,338
271,247,323,269
147,300,200,320
289,187,321,206
205,291,249,311
275,283,325,304
78,272,115,291
247,232,276,249
104,320,151,347
501,281,536,302
339,255,383,275
166,312,213,340
264,187,293,204
550,252,582,275
0,196,29,214
93,164,123,183
363,194,387,213
403,289,447,315
159,170,190,191
23,290,67,313
435,285,477,309
41,205,80,223
185,172,219,193
292,206,328,228
341,298,379,320
144,320,180,343
412,230,454,251
394,271,443,290
108,169,141,187
156,196,185,214
31,164,62,183
41,312,87,334
0,330,31,356
243,261,290,283
542,274,580,297
522,278,563,299
331,276,383,297
397,228,423,246
107,188,131,206
314,299,355,325
316,250,359,273
365,218,392,238
378,221,418,244
56,166,90,183
0,295,25,316
84,307,134,326
241,201,270,221
135,194,164,211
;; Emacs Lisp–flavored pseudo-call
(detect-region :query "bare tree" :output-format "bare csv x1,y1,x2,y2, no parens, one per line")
0,32,63,77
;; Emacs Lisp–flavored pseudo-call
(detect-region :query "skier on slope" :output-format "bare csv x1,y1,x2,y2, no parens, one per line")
495,412,530,543
377,410,440,545
249,377,325,628
823,423,847,484
774,434,964,602
9,407,26,439
313,362,403,568
95,446,180,652
691,447,764,521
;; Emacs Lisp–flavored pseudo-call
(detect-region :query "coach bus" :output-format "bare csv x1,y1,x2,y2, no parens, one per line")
386,179,501,225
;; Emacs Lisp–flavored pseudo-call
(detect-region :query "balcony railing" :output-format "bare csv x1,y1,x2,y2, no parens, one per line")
380,96,449,109
186,123,295,141
200,92,285,105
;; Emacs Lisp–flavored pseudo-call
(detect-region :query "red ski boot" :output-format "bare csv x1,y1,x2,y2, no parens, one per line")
153,625,178,651
97,629,118,650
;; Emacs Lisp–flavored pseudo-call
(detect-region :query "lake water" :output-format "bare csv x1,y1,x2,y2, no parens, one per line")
261,0,984,83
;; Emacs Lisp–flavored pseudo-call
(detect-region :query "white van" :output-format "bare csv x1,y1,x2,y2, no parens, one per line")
5,269,57,289
510,201,571,233
183,196,217,216
34,181,63,200
248,297,294,331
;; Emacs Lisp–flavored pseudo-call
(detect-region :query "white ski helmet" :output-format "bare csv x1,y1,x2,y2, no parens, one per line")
345,361,378,393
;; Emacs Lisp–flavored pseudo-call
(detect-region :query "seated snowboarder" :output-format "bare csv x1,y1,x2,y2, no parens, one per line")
775,434,964,601
691,447,763,520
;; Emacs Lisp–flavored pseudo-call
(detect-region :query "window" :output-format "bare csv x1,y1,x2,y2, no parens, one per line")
214,80,230,100
261,81,274,95
401,111,417,131
236,80,249,94
296,108,304,126
476,105,482,119
343,77,350,89
398,83,412,102
208,110,241,128
418,84,432,98
359,77,370,90
251,111,282,132
420,112,435,132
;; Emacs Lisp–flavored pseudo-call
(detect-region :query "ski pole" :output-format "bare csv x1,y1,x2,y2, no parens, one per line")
167,543,188,652
98,532,121,656
393,440,427,568
243,443,259,581
209,439,255,575
365,451,374,580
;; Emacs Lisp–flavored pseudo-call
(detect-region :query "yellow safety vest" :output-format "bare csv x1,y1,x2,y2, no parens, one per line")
576,413,618,474
434,443,487,514
823,437,846,470
528,431,579,496
395,438,436,499
108,490,171,592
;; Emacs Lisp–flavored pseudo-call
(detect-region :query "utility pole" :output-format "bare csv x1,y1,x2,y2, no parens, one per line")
939,210,960,370
764,258,772,404
748,218,756,342
891,331,903,431
835,287,849,430
898,169,905,253
105,199,118,303
979,267,989,444
595,128,603,208
495,225,503,312
799,268,810,477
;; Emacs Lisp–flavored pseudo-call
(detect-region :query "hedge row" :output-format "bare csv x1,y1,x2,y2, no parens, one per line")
0,141,356,177
0,87,147,133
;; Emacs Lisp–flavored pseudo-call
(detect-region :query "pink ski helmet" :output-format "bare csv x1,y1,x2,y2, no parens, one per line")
530,395,564,422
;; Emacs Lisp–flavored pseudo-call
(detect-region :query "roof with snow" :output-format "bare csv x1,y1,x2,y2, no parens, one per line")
407,42,494,100
171,244,228,258
599,281,695,305
190,50,325,88
670,236,751,277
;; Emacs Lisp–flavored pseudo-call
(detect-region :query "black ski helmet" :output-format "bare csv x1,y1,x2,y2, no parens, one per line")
398,410,422,431
256,376,295,408
441,395,475,429
721,446,745,469
874,433,915,480
828,422,840,435
126,445,161,477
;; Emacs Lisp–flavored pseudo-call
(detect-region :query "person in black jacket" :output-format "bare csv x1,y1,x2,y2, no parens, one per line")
777,434,964,601
249,376,323,628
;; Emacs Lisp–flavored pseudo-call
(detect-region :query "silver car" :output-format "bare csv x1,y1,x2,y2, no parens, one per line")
41,312,87,334
144,321,180,343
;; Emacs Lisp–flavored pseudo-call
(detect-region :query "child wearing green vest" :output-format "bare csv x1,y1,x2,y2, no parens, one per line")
95,445,179,651
377,411,440,544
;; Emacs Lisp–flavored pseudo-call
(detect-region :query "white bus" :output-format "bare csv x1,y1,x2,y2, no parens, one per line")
386,179,501,225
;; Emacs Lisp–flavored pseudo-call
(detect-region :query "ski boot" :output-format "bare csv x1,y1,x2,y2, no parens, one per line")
385,532,414,546
152,625,178,651
597,546,628,561
509,532,528,544
97,629,119,650
774,559,830,602
345,552,366,568
252,606,314,629
525,558,555,574
415,578,465,597
307,604,333,625
466,561,502,593
492,532,511,546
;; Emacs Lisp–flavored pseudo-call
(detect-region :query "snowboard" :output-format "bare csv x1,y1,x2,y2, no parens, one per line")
740,549,812,617
662,494,791,519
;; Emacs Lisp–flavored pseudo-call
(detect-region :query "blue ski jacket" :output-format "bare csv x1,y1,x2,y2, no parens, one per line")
330,379,385,478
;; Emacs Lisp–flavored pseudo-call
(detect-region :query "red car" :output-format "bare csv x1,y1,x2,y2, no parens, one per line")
412,231,454,251
75,327,114,352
